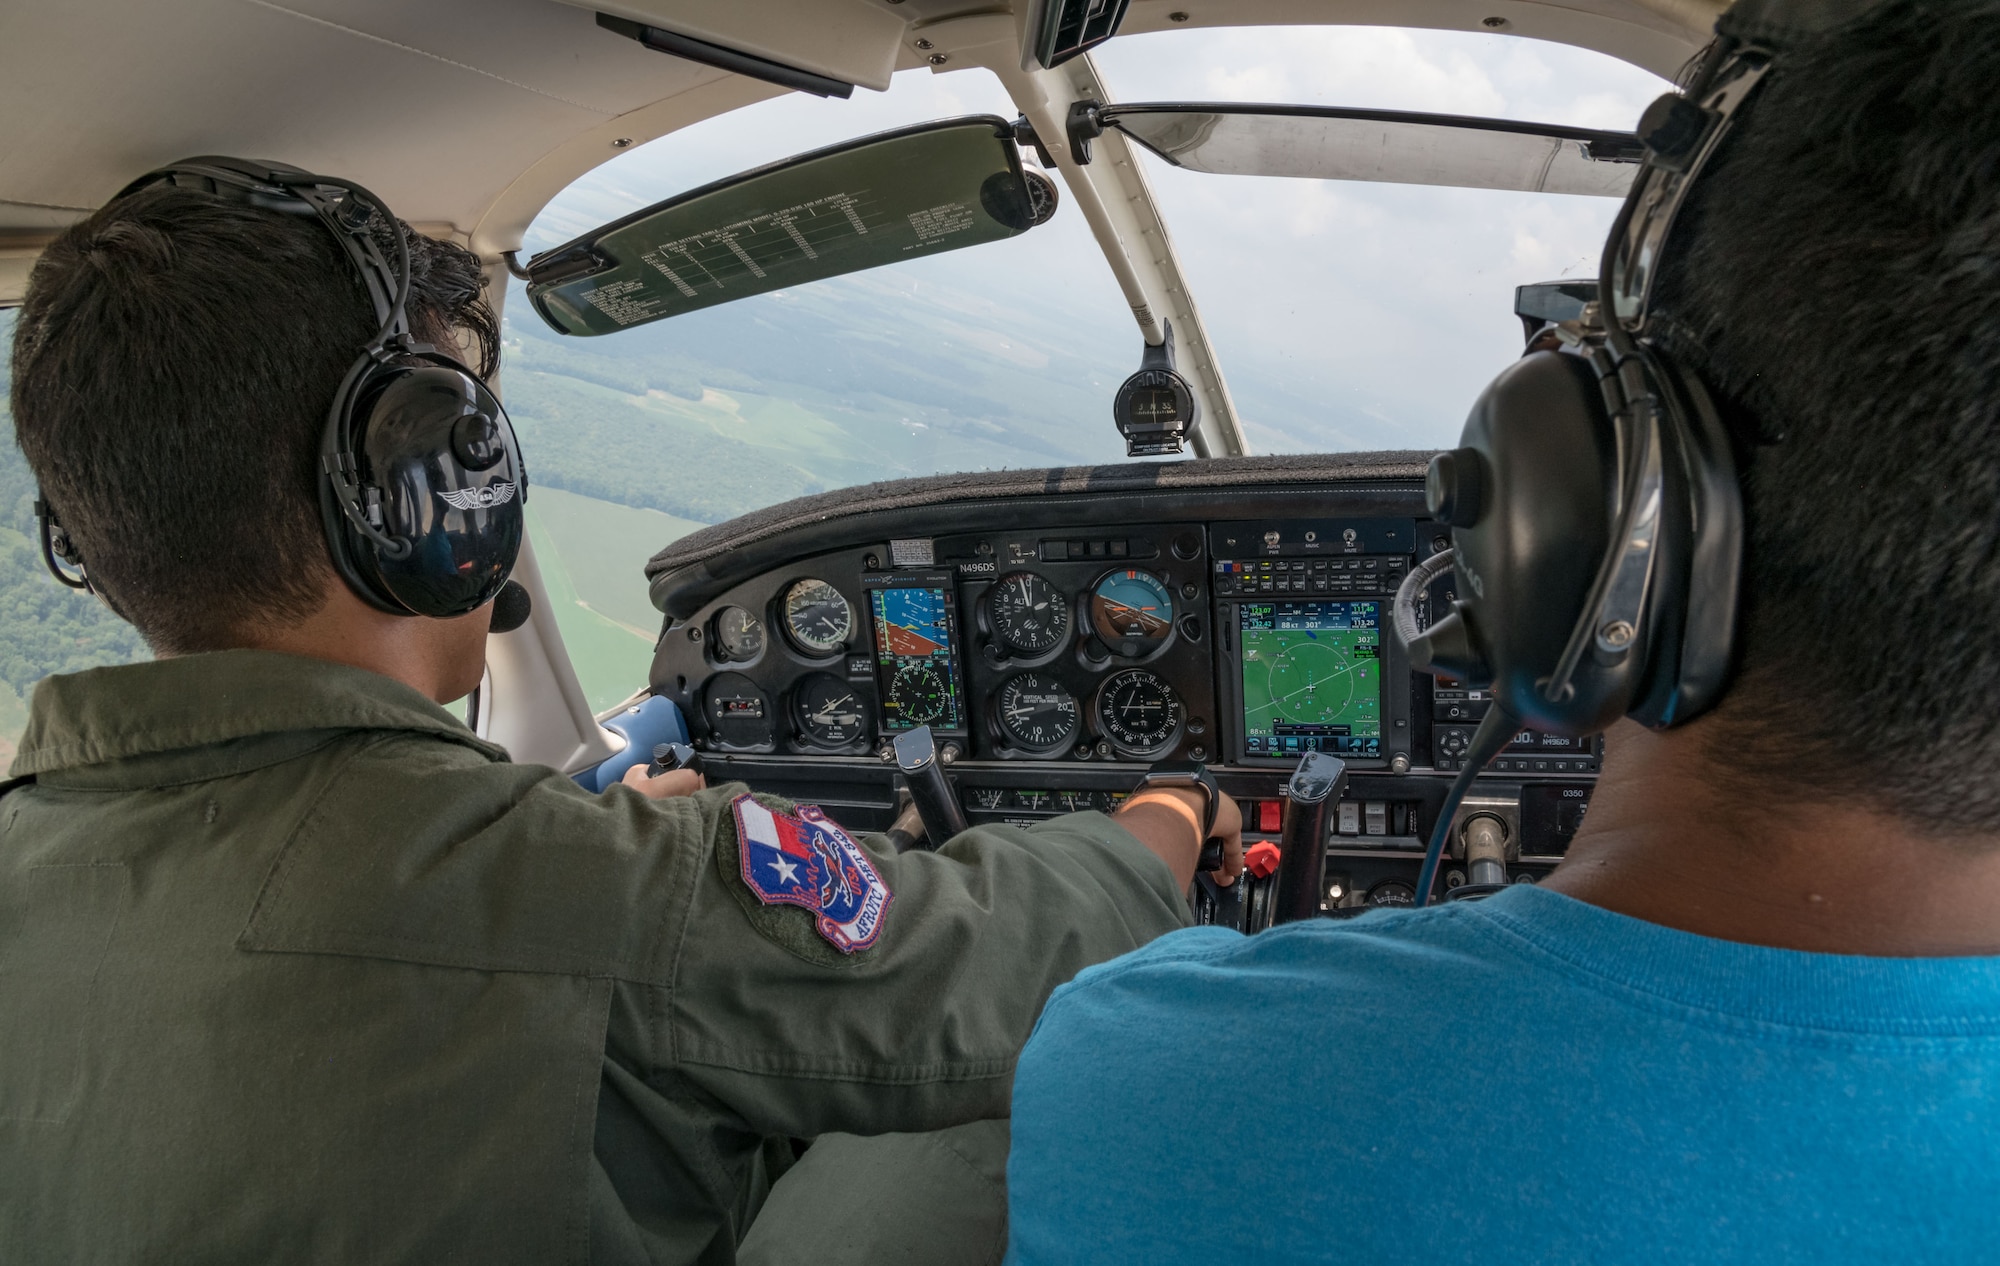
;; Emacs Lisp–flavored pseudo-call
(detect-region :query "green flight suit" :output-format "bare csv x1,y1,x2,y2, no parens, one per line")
0,651,1190,1264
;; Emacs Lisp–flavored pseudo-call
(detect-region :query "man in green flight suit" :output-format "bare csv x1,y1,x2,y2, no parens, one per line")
0,173,1242,1263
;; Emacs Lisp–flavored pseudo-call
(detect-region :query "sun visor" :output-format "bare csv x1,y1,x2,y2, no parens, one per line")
569,0,904,92
1099,105,1642,199
524,117,1049,337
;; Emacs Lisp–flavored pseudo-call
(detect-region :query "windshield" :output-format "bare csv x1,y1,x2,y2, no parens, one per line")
0,307,152,762
509,67,1134,707
512,32,1669,706
1092,26,1671,453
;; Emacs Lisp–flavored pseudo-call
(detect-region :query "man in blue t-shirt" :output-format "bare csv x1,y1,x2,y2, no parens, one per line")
1007,1,2000,1261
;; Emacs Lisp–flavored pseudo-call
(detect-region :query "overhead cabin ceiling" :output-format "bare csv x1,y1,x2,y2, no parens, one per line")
0,0,1720,302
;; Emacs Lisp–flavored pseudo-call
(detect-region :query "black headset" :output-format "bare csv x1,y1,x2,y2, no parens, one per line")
37,156,528,621
1394,0,1892,902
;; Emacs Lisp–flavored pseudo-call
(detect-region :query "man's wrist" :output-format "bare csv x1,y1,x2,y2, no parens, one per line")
1119,788,1207,851
1137,760,1220,839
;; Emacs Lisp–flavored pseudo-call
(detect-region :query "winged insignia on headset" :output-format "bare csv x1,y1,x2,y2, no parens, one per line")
437,483,518,511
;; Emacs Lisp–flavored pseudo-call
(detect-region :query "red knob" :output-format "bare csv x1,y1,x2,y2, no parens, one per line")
1246,840,1281,879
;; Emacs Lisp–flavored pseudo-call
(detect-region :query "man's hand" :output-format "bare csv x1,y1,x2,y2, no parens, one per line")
621,764,706,800
1114,787,1244,892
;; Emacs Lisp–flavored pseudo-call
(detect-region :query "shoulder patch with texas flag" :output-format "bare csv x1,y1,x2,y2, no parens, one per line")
732,794,892,953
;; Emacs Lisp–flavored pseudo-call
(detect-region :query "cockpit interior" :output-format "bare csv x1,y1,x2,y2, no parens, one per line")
0,0,1715,917
19,2,2000,1259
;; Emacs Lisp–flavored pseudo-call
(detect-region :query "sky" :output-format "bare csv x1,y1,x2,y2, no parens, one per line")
523,24,1671,455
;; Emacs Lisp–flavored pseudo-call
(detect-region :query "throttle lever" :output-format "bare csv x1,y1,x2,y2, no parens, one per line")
1272,751,1348,925
893,726,969,849
646,742,703,779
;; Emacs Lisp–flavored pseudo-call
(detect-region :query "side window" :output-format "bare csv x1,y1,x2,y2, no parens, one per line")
0,308,152,762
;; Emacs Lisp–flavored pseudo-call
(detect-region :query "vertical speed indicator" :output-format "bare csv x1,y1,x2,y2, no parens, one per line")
997,672,1080,753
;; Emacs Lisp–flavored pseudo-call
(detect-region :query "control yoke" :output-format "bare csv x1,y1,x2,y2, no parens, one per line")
1273,751,1348,925
893,726,969,849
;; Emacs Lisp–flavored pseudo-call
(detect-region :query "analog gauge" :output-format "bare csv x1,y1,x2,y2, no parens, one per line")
1094,669,1185,756
781,578,852,655
1367,880,1417,907
989,572,1070,655
1090,568,1176,652
712,605,765,662
703,672,773,751
793,672,867,748
997,672,1080,752
887,661,950,726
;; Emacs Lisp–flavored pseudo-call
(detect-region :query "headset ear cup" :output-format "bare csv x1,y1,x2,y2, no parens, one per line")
318,358,416,614
1634,349,1743,726
1448,349,1633,736
361,357,524,617
1626,363,1696,729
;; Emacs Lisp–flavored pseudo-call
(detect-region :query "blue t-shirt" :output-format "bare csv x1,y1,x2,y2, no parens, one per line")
1006,884,2000,1263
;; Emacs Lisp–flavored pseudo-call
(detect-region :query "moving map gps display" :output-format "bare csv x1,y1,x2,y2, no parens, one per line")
867,578,966,732
1240,600,1383,757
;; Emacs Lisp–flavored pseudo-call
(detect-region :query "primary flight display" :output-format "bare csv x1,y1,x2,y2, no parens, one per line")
1240,600,1383,757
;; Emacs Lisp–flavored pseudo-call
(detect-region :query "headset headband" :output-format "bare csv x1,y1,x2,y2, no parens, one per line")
42,156,526,623
1535,0,1904,709
116,158,413,355
1604,0,1903,334
115,158,448,566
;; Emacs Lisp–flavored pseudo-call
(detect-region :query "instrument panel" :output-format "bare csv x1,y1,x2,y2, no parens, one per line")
666,523,1221,765
647,465,1600,912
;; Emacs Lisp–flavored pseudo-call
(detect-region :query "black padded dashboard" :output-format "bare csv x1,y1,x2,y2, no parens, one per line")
644,455,1598,913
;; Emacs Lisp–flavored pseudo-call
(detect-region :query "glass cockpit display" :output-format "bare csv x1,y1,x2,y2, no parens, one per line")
1239,600,1383,757
867,576,966,732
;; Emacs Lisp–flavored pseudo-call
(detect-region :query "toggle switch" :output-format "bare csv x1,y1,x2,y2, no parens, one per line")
1336,801,1361,836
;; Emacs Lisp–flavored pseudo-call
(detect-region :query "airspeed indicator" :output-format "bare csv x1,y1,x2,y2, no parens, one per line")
781,578,852,655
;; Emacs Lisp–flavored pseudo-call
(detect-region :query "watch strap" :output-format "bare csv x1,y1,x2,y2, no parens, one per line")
1140,760,1220,839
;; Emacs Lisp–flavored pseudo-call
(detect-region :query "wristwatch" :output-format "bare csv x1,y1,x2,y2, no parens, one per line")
1138,759,1221,840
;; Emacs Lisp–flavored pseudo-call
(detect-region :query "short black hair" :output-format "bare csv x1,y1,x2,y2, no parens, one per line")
9,181,499,654
1654,0,2000,834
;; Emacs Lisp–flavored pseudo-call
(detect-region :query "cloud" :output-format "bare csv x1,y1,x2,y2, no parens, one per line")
1095,26,1669,446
